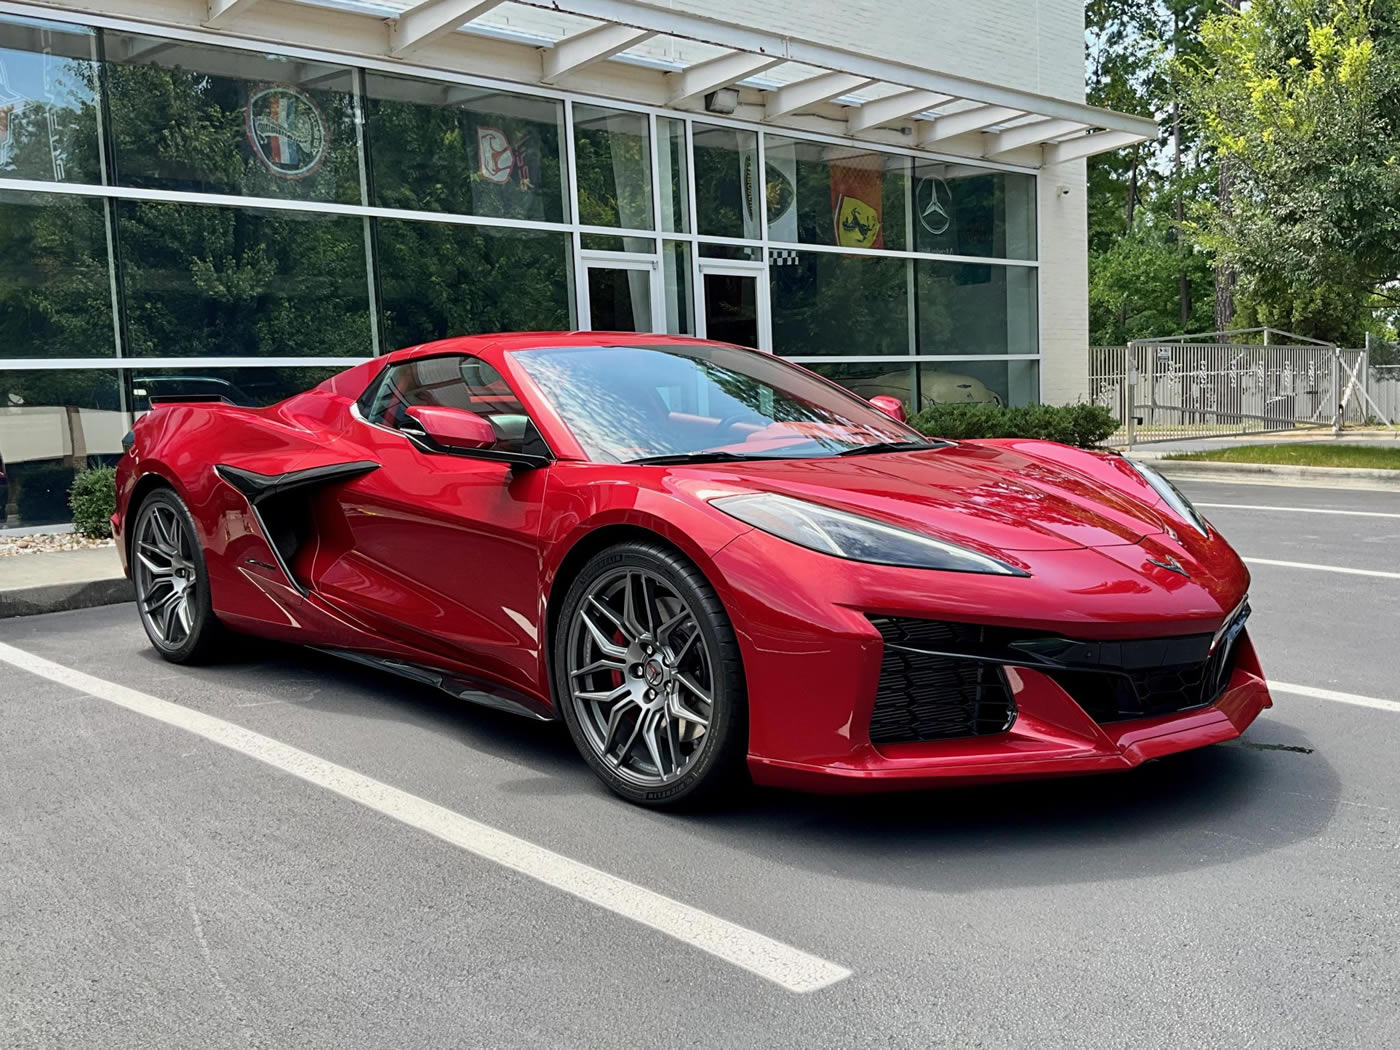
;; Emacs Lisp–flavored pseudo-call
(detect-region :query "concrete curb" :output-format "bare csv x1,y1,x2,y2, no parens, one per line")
1150,457,1400,491
0,576,133,619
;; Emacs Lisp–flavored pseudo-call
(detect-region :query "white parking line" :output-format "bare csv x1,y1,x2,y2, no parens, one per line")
1198,502,1400,520
1244,557,1400,580
0,641,850,995
1270,681,1400,714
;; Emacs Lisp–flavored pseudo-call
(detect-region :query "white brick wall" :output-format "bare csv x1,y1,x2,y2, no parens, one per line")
1037,158,1090,404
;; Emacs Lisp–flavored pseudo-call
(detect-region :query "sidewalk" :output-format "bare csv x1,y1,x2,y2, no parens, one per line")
0,547,132,619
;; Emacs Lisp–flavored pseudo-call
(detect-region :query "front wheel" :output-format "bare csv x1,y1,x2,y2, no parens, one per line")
131,488,224,664
554,541,748,808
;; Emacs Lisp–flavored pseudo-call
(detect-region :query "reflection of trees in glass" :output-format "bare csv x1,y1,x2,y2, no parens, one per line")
0,192,114,358
103,45,359,203
118,201,374,357
767,137,908,251
770,253,910,357
916,262,1036,356
573,106,652,229
0,27,101,182
376,221,571,349
692,125,754,239
365,81,564,222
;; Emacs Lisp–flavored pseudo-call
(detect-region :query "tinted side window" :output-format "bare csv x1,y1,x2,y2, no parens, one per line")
359,355,538,454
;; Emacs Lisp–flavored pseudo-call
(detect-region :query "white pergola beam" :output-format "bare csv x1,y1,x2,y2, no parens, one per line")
846,89,953,134
1044,129,1145,164
918,104,1023,144
666,50,783,104
205,0,263,28
511,0,1157,139
389,0,507,58
541,23,656,83
765,72,873,120
984,117,1085,157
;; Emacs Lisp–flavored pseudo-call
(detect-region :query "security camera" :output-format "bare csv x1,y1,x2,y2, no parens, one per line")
1057,184,1071,197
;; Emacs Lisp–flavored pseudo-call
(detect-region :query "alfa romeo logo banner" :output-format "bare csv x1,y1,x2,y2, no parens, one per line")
246,85,329,179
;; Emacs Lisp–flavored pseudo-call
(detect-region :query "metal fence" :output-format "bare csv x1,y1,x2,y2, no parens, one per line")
1367,365,1400,423
1089,340,1351,445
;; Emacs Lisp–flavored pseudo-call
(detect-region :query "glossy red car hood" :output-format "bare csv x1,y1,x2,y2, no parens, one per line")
695,442,1173,552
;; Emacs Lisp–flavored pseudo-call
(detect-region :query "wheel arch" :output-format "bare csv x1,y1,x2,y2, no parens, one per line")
541,519,743,708
122,470,179,566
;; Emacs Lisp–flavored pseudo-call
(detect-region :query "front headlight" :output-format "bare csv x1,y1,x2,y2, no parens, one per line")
711,492,1028,575
1126,458,1210,536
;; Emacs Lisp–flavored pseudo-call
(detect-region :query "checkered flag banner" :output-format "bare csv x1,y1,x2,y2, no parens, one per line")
769,248,800,266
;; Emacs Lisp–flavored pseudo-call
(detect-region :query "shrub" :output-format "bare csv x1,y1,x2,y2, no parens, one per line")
907,402,1119,449
69,466,117,539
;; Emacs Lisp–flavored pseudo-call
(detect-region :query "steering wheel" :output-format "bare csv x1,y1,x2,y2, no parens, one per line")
716,411,764,436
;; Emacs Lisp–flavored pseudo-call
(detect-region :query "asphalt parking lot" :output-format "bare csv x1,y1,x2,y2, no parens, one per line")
2,479,1398,1050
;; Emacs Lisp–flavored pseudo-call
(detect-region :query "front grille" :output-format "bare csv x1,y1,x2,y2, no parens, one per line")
867,604,1249,740
868,619,1017,744
1048,609,1247,722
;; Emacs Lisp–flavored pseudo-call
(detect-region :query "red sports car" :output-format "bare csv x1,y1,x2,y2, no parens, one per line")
113,333,1271,806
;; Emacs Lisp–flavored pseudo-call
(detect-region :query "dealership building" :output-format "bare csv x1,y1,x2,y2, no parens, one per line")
0,0,1152,526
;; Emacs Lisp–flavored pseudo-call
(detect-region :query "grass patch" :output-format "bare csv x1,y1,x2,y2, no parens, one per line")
1164,444,1400,469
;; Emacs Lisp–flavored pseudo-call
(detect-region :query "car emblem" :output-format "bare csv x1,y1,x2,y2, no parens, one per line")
916,176,953,235
246,84,328,180
1147,555,1190,579
643,660,666,687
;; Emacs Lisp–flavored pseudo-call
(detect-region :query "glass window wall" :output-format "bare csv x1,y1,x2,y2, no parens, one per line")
104,32,360,204
0,12,1045,528
0,368,121,528
764,136,910,251
0,191,116,358
770,251,909,357
916,262,1037,357
572,104,652,230
376,221,572,349
0,16,102,184
116,200,375,358
364,74,567,222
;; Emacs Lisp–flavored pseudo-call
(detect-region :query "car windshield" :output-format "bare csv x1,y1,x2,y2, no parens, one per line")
511,343,935,464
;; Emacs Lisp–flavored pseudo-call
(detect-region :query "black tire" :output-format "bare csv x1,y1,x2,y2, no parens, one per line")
553,540,748,808
130,487,225,664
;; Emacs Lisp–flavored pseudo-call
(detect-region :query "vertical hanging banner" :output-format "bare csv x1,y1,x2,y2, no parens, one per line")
739,140,762,241
765,141,798,245
829,152,883,249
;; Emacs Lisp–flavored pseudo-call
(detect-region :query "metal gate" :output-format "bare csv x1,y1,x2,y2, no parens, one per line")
1089,329,1365,446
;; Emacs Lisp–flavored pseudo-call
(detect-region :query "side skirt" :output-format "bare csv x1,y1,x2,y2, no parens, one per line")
313,646,556,722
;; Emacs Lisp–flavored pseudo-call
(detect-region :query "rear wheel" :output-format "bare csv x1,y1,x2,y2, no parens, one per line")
554,541,747,807
131,489,223,664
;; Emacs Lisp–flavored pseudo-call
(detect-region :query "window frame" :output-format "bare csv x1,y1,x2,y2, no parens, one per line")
352,353,554,468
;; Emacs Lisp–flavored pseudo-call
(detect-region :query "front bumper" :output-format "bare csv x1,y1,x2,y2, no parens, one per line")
710,527,1273,794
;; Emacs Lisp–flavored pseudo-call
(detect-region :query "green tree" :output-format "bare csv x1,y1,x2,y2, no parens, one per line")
1179,0,1400,344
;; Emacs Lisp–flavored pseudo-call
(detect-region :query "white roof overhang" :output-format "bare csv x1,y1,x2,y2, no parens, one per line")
16,0,1158,166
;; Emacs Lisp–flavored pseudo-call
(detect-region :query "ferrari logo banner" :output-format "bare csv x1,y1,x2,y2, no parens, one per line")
828,155,883,249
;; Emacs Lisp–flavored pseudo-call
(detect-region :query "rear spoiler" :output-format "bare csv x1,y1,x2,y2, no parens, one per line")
146,394,235,405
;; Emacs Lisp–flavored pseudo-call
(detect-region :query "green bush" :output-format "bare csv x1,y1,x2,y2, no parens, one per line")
907,402,1120,449
16,464,77,527
69,466,117,539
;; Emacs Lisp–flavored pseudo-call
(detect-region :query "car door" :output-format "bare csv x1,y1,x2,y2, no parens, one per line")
309,354,551,695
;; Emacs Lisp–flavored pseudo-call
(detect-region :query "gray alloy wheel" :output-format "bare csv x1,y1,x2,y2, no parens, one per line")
556,542,747,806
131,490,221,663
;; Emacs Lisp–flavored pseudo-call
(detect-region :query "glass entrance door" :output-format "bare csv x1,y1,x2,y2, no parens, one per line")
581,256,657,332
698,261,767,351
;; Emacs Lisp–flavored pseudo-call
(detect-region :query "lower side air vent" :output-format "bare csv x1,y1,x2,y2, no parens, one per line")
868,618,1017,744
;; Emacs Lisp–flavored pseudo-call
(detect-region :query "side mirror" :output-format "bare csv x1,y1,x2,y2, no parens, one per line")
868,395,907,423
404,405,496,451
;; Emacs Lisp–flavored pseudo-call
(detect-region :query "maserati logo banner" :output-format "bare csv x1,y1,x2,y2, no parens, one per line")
828,155,883,249
246,85,328,179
